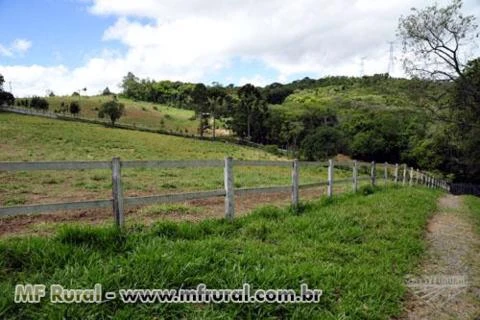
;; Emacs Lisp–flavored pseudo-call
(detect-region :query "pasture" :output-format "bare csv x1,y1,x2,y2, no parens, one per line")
42,95,205,135
0,187,440,319
0,113,362,234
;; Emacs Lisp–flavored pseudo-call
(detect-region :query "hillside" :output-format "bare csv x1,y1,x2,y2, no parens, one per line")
0,113,356,209
274,77,425,116
26,95,221,137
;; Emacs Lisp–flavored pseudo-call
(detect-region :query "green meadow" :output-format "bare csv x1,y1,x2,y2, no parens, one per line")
0,187,440,319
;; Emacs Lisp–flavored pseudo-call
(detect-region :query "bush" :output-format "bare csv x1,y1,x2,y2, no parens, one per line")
69,101,80,115
29,96,49,110
263,144,281,156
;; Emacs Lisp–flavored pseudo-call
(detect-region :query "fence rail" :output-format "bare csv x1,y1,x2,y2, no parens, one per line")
0,157,448,226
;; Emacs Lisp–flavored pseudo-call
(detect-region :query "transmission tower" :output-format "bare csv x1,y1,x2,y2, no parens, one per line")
387,41,394,75
360,57,366,76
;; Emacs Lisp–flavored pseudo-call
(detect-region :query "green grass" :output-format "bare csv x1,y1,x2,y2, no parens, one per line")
0,113,357,205
0,187,440,319
42,95,204,136
272,78,428,122
464,195,480,234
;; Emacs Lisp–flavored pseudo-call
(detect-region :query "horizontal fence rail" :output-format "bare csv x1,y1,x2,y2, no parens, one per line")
0,161,111,171
0,157,449,227
122,160,224,169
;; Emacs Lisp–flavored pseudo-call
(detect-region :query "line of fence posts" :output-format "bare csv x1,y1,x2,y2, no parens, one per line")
86,158,453,226
0,157,449,228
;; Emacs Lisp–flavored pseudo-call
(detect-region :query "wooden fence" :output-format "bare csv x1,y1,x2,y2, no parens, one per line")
0,158,448,227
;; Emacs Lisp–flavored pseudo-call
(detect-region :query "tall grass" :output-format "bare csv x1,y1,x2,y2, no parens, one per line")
0,187,440,319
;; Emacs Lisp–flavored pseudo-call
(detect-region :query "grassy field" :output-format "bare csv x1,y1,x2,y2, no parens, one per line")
39,95,209,136
0,187,440,319
0,113,365,207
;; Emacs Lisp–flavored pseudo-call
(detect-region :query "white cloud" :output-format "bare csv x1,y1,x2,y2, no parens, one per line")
0,38,32,57
2,0,480,96
11,39,32,53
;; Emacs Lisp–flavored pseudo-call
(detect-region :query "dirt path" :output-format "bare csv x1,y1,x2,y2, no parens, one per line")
402,194,480,319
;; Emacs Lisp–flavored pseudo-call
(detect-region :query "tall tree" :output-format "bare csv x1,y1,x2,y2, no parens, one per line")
207,85,227,139
398,0,480,182
237,84,261,140
398,0,478,81
191,83,209,137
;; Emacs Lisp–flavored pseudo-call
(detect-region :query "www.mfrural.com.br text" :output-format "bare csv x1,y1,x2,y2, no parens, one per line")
14,283,322,304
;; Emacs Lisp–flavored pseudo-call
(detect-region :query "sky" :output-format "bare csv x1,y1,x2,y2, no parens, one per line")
1,0,479,97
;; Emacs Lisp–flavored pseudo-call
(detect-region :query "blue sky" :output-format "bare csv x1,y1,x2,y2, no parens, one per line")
0,1,117,66
1,0,479,96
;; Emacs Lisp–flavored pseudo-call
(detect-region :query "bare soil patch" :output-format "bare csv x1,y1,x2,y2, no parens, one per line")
401,194,480,320
0,186,338,238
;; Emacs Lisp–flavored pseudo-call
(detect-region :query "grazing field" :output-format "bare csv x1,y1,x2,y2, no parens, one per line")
0,187,440,319
42,95,208,136
0,113,359,208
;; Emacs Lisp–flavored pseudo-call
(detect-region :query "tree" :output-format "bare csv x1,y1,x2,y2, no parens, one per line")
191,83,209,136
234,84,267,141
120,72,140,98
0,74,14,106
300,127,344,161
398,0,478,81
449,58,480,182
69,101,80,116
398,0,480,182
102,87,112,95
207,85,227,139
98,100,125,126
0,91,14,106
29,96,49,110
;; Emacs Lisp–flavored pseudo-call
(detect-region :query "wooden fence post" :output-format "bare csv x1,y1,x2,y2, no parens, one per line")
292,159,299,209
415,169,419,185
384,162,388,186
224,157,234,220
394,163,399,184
402,164,407,186
370,161,376,186
328,159,334,197
352,160,358,193
409,167,414,186
111,157,124,228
